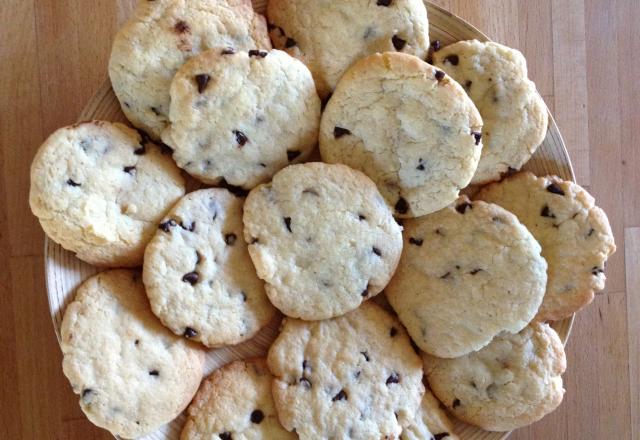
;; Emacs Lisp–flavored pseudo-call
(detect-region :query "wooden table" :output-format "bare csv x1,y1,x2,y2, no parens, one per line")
0,1,637,438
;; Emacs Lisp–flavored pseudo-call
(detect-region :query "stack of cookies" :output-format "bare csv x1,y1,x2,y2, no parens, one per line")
29,1,616,439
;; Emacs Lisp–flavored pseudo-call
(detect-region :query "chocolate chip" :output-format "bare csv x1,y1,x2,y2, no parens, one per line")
174,20,190,34
182,271,199,285
409,237,423,246
456,202,472,214
123,166,136,174
332,389,348,401
299,377,312,389
159,219,177,232
334,126,351,138
358,214,366,221
473,132,482,145
431,40,441,52
285,38,297,48
284,217,292,232
464,80,473,90
250,409,264,424
435,70,445,81
134,144,146,155
221,48,236,55
361,351,370,361
541,205,556,218
434,433,450,440
395,197,409,214
440,272,451,279
232,130,248,147
303,360,311,371
392,35,406,51
435,228,444,236
390,327,398,337
225,233,237,246
180,221,196,232
444,54,459,65
66,179,81,187
386,372,400,385
587,228,595,237
287,150,301,161
592,266,604,276
81,388,93,399
250,237,260,244
134,339,140,346
184,327,198,338
303,188,319,196
149,370,159,376
546,183,565,196
248,49,268,58
219,432,232,440
377,0,392,5
452,398,461,408
195,74,211,93
416,158,426,171
361,287,369,297
372,247,382,257
240,291,247,302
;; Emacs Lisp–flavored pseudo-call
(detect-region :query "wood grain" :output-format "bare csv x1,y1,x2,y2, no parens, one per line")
1,1,637,439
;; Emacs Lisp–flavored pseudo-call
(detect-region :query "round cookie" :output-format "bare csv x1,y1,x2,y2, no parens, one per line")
243,162,403,320
423,322,567,432
163,49,321,189
109,0,271,139
29,121,185,267
61,270,205,439
432,40,549,185
143,189,276,347
386,197,547,358
320,52,484,218
475,171,616,321
401,391,459,440
181,359,295,440
267,0,430,100
267,302,425,439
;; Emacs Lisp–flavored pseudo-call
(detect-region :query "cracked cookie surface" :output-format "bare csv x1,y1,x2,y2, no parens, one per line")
320,52,483,218
267,302,424,439
29,121,185,267
61,270,205,439
475,171,616,321
181,359,294,440
423,322,566,432
386,197,547,358
109,0,270,139
267,0,430,99
143,189,275,347
163,49,320,189
433,40,548,184
243,162,403,320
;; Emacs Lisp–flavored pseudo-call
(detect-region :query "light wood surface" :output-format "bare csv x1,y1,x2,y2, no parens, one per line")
0,1,637,439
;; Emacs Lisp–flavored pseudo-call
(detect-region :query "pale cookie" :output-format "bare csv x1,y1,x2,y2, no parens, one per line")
475,171,616,321
143,189,276,347
267,302,424,439
432,40,549,184
163,49,320,189
61,270,205,439
181,359,294,440
386,197,547,358
424,322,567,432
243,162,403,320
29,121,185,267
267,0,430,99
320,52,483,218
109,0,270,139
401,391,459,440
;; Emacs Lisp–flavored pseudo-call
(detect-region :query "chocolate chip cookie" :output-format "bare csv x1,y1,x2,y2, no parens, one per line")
267,302,424,439
424,322,567,432
320,52,483,218
29,121,185,267
267,0,430,99
386,197,547,358
61,270,205,439
163,49,320,189
109,0,270,139
143,189,276,347
432,40,548,184
476,171,616,321
243,162,403,320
